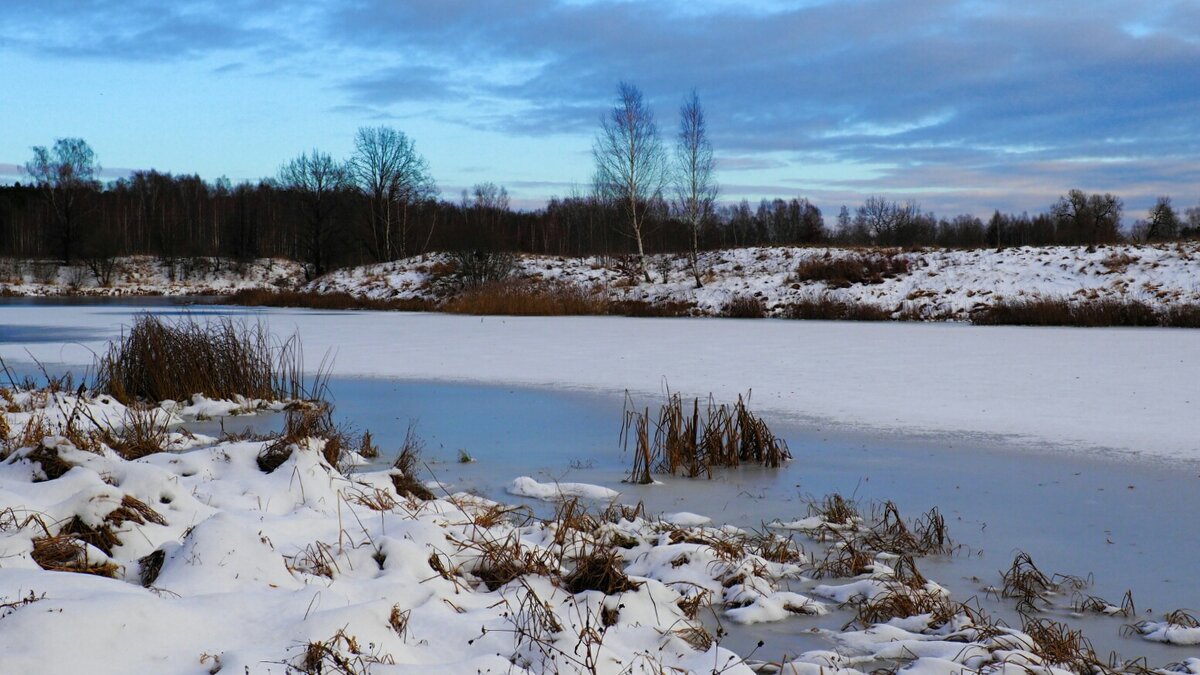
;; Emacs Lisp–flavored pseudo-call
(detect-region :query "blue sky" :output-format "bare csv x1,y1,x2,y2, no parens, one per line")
2,0,1198,216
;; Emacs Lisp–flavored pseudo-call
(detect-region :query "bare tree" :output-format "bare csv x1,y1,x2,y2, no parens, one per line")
673,90,717,288
279,149,351,277
1051,190,1123,247
349,126,436,261
593,82,666,281
25,137,100,263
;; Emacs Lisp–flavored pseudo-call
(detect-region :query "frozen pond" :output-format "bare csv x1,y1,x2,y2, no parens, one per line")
2,299,1198,665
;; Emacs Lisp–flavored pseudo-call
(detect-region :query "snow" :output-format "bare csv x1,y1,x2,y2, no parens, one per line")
0,255,305,296
507,475,621,501
5,305,1197,463
3,387,1197,672
304,244,1200,319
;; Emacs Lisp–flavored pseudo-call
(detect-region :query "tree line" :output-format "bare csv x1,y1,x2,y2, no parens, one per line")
3,87,1199,281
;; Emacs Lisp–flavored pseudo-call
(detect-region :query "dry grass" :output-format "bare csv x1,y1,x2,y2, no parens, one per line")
224,288,434,312
721,295,766,318
390,421,434,501
442,280,606,316
104,405,172,460
139,549,166,587
96,314,312,404
607,299,694,317
256,403,349,473
30,534,119,577
852,583,960,629
973,298,1162,327
783,296,892,321
563,547,640,595
791,252,910,288
621,392,791,482
1021,616,1097,675
998,551,1056,612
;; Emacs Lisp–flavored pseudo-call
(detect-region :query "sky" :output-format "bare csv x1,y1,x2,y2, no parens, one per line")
2,0,1198,217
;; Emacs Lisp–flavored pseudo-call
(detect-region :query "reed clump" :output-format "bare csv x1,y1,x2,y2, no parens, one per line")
721,295,766,319
390,421,434,501
621,392,791,483
256,402,350,473
441,280,606,316
97,314,309,404
783,296,892,321
791,252,910,287
563,547,640,595
972,298,1163,327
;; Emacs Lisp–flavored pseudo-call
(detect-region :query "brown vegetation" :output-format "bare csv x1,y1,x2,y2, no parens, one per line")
441,280,606,316
783,296,892,321
621,392,791,482
791,252,910,287
97,314,311,404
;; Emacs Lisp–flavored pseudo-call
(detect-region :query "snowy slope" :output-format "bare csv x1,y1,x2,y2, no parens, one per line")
306,244,1200,319
0,256,305,297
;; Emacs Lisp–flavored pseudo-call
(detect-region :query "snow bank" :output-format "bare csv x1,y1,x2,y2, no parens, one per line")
305,244,1200,319
507,475,620,501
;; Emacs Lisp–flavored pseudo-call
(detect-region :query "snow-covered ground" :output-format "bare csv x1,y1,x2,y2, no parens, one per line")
4,387,1193,674
306,244,1200,318
0,256,305,296
4,305,1197,464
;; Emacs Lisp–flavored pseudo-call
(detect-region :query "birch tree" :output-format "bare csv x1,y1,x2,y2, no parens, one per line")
25,137,100,263
673,90,717,288
593,82,666,281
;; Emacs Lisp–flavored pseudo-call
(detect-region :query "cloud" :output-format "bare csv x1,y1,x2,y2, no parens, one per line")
4,0,1198,214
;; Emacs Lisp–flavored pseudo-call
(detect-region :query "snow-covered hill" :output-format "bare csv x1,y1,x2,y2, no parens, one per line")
305,244,1200,320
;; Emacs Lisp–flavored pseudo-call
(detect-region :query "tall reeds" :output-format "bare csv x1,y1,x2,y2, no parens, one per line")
96,314,318,404
621,392,791,482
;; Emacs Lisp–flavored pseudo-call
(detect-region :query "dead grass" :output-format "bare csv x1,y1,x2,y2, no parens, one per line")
973,298,1163,327
607,299,694,317
97,314,311,404
1021,616,1097,675
223,288,434,312
563,547,640,595
791,252,910,288
621,392,791,482
783,296,892,321
721,295,766,318
999,551,1056,612
256,403,350,473
30,534,119,577
852,583,960,629
442,280,606,316
103,405,171,460
390,420,434,501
